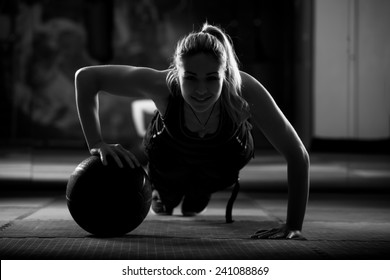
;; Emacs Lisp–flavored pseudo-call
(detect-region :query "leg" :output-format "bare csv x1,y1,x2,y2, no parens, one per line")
181,192,211,216
151,186,183,215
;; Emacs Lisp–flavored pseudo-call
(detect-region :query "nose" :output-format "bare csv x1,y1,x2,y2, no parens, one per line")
196,82,207,95
196,89,207,95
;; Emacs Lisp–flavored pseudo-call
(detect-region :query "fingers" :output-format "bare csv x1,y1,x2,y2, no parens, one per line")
115,144,140,169
251,227,306,240
269,231,286,239
90,142,109,166
108,147,124,168
251,227,284,239
90,143,140,169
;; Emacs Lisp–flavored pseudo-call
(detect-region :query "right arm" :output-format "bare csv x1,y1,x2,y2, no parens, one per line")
74,65,170,167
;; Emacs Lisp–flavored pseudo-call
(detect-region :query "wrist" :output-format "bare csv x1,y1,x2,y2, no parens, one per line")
285,221,302,232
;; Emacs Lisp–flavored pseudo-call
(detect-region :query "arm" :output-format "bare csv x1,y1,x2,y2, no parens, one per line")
240,71,310,238
74,65,170,167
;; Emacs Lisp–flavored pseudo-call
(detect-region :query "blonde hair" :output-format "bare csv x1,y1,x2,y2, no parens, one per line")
167,23,250,125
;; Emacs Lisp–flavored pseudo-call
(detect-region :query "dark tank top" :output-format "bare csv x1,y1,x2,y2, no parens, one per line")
143,94,254,194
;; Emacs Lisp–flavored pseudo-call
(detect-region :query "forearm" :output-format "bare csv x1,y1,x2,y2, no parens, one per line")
286,154,310,231
75,69,104,150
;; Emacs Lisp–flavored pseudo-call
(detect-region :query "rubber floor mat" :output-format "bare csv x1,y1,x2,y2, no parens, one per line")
1,218,389,259
0,218,278,239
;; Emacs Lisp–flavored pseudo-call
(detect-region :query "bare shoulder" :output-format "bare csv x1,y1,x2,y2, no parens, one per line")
239,71,273,105
119,66,171,113
103,65,170,96
135,67,172,112
126,67,171,96
239,70,306,160
240,70,258,86
126,66,169,85
239,70,286,133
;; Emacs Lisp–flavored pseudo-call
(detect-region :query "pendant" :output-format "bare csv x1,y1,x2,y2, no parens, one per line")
199,128,207,138
187,101,218,139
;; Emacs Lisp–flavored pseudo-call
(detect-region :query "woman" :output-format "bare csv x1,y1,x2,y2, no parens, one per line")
75,23,310,239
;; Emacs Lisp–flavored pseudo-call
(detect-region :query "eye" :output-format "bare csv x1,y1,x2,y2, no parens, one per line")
184,76,197,81
207,76,220,82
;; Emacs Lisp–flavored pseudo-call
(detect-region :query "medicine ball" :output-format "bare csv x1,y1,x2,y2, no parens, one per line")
66,156,152,237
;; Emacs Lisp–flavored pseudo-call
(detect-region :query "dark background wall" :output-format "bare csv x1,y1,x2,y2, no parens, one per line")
0,0,329,152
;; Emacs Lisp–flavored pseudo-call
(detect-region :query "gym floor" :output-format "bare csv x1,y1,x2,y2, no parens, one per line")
0,149,389,260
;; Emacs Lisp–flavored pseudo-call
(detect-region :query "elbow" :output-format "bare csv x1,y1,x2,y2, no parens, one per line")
286,144,310,170
301,146,310,168
75,66,91,85
74,67,98,99
75,67,85,89
299,146,310,173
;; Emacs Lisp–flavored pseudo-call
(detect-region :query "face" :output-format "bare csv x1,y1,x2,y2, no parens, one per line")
178,53,225,113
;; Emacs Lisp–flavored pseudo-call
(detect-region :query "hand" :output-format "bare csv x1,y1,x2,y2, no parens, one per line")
90,142,140,168
251,224,306,240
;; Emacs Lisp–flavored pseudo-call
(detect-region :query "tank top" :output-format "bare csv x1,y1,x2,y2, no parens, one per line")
143,94,254,194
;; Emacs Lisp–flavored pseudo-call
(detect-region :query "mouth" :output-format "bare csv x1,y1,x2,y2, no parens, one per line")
191,96,212,103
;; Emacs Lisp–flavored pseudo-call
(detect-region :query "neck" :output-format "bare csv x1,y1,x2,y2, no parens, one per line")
183,100,221,137
187,100,219,123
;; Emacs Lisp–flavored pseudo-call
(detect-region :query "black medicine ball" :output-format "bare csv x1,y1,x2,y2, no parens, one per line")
66,156,152,237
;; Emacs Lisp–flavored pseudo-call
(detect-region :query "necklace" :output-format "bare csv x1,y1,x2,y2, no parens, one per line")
187,101,218,138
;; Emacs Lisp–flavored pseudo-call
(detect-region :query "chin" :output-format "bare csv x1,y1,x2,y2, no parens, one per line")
190,102,214,113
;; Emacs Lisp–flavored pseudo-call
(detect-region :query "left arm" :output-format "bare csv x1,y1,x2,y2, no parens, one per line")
240,71,310,239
